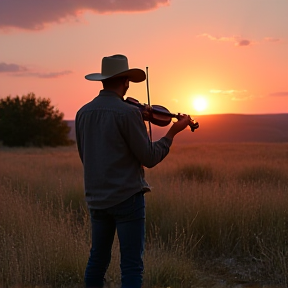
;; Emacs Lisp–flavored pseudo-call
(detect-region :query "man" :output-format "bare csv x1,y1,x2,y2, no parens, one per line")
75,54,191,288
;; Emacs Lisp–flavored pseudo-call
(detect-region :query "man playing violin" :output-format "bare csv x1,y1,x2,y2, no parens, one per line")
75,54,191,288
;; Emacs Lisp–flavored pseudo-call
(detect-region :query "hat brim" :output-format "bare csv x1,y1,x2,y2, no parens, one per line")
85,68,146,83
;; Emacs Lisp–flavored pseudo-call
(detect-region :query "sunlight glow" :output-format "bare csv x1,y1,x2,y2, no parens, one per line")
193,96,208,112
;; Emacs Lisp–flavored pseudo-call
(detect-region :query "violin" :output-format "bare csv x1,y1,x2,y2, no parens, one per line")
124,97,199,132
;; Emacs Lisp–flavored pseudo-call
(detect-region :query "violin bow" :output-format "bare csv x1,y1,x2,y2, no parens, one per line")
146,67,153,141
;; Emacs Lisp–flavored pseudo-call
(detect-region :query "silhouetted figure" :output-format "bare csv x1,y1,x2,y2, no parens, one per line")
75,54,191,288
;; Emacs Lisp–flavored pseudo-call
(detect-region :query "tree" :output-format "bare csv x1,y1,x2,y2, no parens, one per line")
0,93,73,147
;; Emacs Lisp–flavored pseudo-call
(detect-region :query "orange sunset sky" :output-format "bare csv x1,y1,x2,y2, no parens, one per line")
0,0,287,120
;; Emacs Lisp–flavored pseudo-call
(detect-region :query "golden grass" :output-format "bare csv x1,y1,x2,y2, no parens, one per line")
0,143,288,287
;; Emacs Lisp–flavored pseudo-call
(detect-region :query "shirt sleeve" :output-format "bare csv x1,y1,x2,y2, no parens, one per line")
121,108,173,168
75,111,84,163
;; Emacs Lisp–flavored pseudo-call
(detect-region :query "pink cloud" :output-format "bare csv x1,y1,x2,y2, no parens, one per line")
264,37,281,43
199,33,253,47
19,70,73,79
210,89,251,101
0,0,170,31
199,33,284,47
235,39,251,46
0,62,72,78
268,92,288,97
0,62,28,72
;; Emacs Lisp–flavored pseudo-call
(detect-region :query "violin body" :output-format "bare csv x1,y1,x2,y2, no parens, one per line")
124,97,199,132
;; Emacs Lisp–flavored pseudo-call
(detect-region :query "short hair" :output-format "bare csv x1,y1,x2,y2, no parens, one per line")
102,76,128,90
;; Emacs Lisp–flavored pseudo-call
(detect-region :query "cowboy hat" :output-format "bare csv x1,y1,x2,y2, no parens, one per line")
85,54,146,83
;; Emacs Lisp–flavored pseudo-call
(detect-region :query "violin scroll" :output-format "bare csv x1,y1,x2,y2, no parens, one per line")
185,116,199,132
189,119,199,132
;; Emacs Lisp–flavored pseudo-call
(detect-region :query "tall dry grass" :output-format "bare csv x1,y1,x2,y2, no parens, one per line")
0,143,288,287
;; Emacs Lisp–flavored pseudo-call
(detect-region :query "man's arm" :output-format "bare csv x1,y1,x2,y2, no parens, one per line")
122,110,190,168
165,114,191,140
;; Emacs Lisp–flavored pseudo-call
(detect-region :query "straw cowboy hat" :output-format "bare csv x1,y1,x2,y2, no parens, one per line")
85,54,146,83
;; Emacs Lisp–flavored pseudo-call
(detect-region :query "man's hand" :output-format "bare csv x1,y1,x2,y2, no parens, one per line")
165,114,191,140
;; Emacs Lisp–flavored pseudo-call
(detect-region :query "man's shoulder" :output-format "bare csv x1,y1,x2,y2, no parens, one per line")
76,95,141,118
76,100,93,116
121,99,141,113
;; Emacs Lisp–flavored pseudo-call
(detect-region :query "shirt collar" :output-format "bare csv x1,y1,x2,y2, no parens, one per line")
98,89,123,100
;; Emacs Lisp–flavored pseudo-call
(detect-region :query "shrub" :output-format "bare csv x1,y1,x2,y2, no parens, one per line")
0,93,73,147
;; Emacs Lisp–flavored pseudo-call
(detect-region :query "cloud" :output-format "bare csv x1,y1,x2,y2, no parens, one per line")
210,89,251,101
210,90,288,100
0,0,170,31
199,33,253,47
268,92,288,97
16,70,73,79
199,33,285,47
236,39,251,47
0,62,28,72
199,33,257,47
0,62,72,78
264,37,281,43
199,34,233,42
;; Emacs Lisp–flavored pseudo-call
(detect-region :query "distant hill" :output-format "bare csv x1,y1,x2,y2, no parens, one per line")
66,114,288,144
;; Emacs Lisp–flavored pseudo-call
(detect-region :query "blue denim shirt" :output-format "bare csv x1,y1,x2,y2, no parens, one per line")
75,90,172,209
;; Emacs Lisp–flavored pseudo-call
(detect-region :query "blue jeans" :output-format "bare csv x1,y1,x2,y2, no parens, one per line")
85,192,145,288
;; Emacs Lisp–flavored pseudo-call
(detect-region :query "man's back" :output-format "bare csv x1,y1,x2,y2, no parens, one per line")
76,90,172,209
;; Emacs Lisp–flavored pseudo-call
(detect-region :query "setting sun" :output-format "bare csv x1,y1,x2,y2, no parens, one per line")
193,96,208,112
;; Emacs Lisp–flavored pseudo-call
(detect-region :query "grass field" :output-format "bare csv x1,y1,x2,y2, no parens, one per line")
0,143,288,288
